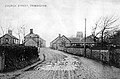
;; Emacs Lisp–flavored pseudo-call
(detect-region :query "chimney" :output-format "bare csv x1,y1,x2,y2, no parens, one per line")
8,30,12,35
59,34,61,38
30,29,33,34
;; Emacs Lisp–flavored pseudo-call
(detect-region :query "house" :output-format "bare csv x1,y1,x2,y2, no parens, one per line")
67,31,83,46
81,35,95,43
24,29,46,47
50,34,61,49
39,37,46,47
50,34,71,50
0,30,19,45
80,35,96,47
50,32,84,50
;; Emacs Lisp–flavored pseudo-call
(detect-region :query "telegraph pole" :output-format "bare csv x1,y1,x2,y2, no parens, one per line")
84,18,86,57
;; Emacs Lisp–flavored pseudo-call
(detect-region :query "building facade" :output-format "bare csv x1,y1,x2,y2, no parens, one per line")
50,32,84,50
0,30,19,45
24,29,46,47
76,31,83,40
50,34,71,50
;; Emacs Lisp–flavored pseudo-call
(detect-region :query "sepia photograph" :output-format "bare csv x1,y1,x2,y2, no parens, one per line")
0,0,120,79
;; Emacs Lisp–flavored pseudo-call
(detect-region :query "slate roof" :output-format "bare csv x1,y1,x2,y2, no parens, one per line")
68,37,81,43
61,35,71,41
51,35,71,44
51,36,60,44
25,33,39,38
0,34,19,40
81,35,95,43
24,38,37,44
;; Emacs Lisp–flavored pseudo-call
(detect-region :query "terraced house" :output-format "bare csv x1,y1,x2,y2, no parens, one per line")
0,30,19,45
24,29,46,47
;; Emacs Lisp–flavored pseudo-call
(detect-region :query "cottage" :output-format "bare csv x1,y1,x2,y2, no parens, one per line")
24,29,46,47
50,32,84,50
0,30,19,45
50,34,71,50
50,34,61,49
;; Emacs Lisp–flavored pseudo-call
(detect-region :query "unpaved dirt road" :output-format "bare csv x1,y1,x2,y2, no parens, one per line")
15,48,120,79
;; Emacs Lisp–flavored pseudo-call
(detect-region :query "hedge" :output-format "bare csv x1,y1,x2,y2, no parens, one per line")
0,45,39,72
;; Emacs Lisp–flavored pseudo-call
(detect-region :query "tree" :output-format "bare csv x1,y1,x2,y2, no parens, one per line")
109,30,120,45
16,24,26,44
92,16,119,44
0,25,4,35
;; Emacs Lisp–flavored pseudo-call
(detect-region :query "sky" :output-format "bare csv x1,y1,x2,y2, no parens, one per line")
0,0,120,46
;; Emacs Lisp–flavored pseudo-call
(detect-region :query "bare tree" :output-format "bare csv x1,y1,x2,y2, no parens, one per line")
16,24,26,44
0,25,4,35
92,16,119,44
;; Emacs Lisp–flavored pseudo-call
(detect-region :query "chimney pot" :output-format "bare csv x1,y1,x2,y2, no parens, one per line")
30,29,33,34
59,34,61,38
8,30,12,35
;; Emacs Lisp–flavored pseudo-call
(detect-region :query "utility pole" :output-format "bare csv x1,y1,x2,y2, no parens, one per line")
84,18,86,57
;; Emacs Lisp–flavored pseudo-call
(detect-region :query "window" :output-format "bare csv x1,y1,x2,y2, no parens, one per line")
5,38,9,44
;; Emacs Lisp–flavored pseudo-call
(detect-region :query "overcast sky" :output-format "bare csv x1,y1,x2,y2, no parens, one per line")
0,0,120,46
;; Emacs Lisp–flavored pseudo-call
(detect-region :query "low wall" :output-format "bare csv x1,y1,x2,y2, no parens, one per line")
65,47,110,63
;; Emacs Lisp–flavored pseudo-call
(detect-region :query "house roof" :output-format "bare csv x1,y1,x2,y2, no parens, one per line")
51,35,70,44
68,37,81,43
24,38,37,47
25,33,39,38
51,36,60,44
61,35,71,42
24,38,37,44
81,35,95,43
0,34,19,40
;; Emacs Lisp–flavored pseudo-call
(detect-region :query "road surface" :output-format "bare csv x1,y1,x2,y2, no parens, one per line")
11,48,120,79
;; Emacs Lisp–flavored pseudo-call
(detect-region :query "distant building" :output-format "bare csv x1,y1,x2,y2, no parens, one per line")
68,37,81,43
50,32,84,50
0,30,19,45
24,29,46,47
80,35,97,47
39,37,46,47
50,34,61,49
50,34,71,50
76,31,83,40
81,35,95,43
68,31,83,44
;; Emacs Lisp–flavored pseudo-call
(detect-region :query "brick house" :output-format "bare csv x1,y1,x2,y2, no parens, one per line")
24,29,46,47
0,30,19,45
